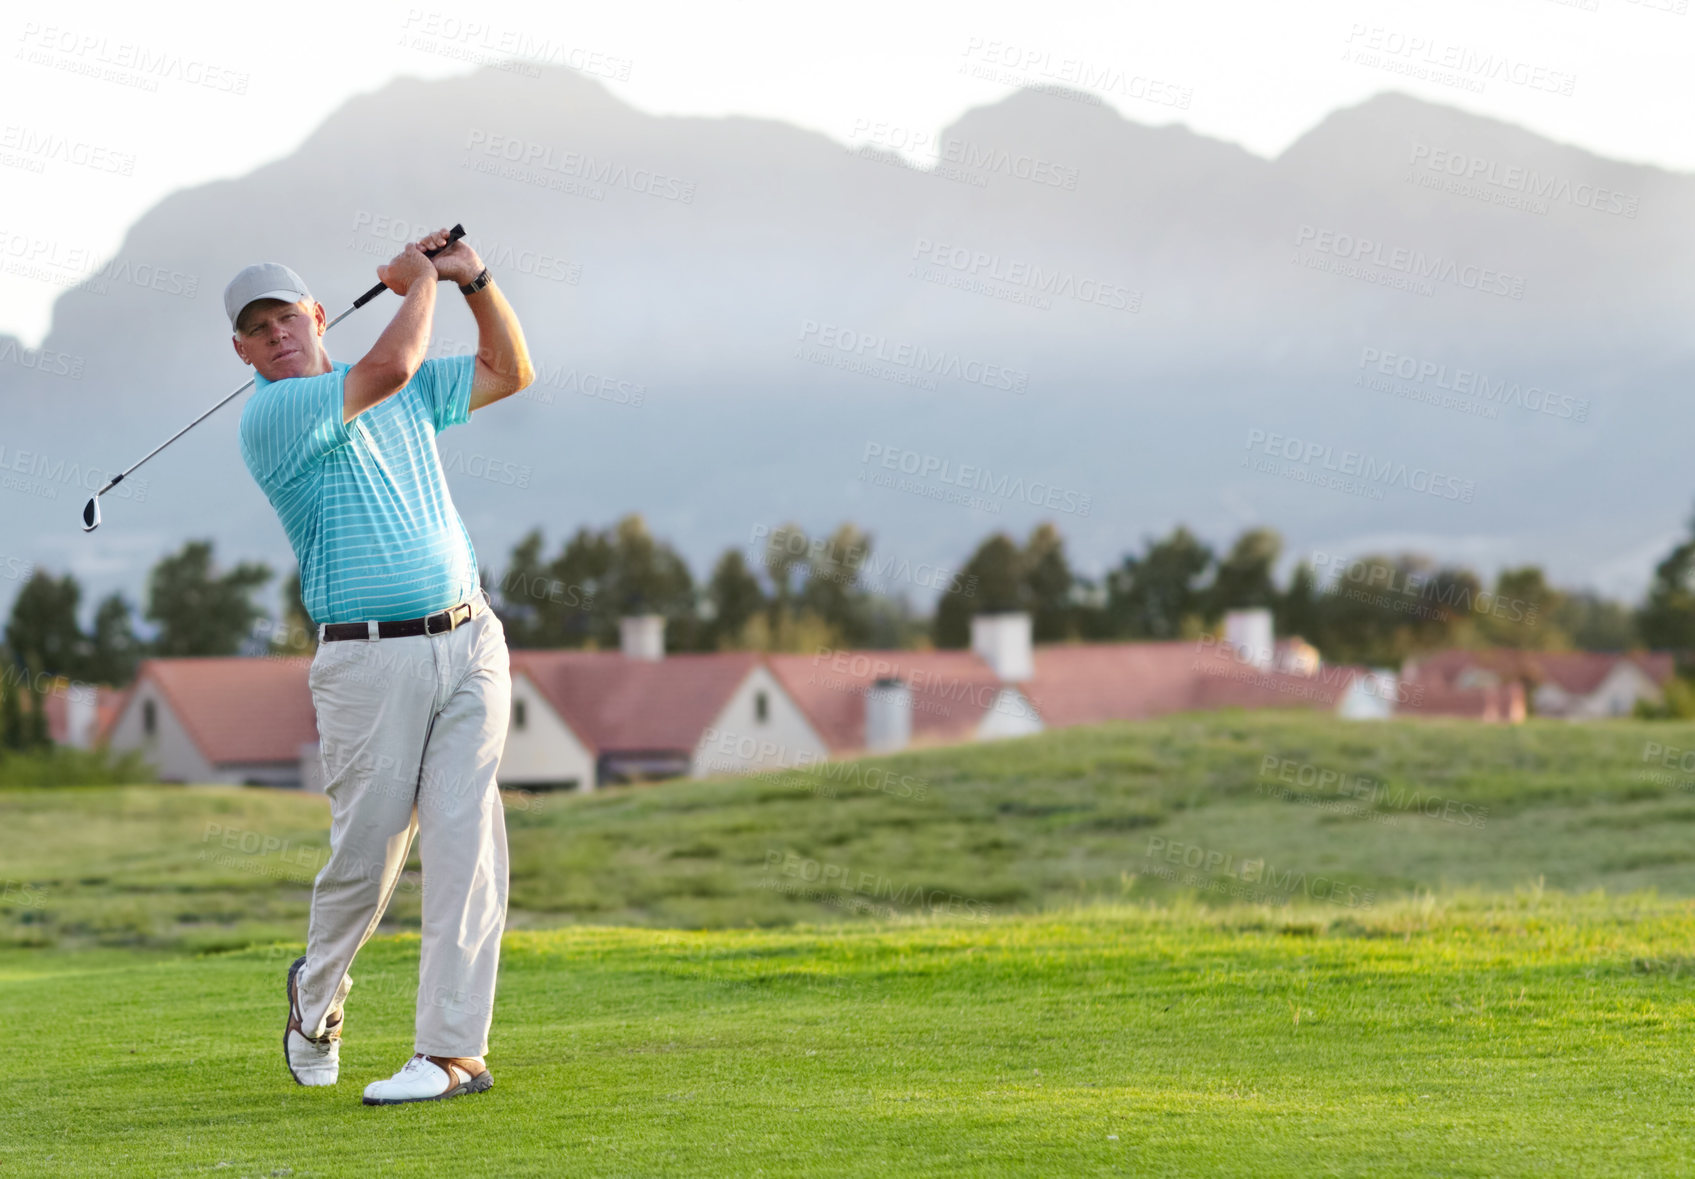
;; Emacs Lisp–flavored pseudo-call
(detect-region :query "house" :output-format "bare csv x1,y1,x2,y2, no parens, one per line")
41,681,126,749
1404,650,1672,718
1396,680,1526,723
765,638,1041,757
996,608,1364,727
97,617,825,792
101,656,317,786
776,610,1387,745
508,616,827,789
111,609,1651,794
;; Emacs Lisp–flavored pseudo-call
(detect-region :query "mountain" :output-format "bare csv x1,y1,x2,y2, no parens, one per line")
5,68,1693,620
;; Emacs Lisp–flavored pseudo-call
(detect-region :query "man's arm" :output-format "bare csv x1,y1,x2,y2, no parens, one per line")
417,228,535,411
464,281,535,411
342,242,439,424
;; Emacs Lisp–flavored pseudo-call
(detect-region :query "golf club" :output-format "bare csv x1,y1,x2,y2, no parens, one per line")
80,223,467,532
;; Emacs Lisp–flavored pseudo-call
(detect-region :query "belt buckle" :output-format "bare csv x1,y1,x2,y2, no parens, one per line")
366,620,379,642
427,601,472,636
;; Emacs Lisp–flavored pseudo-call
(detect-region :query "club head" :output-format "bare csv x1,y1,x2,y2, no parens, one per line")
81,496,101,532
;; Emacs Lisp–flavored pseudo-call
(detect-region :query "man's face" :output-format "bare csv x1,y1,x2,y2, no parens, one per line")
231,298,330,381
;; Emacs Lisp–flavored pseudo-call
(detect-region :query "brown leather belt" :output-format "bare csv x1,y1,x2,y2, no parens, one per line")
319,600,476,643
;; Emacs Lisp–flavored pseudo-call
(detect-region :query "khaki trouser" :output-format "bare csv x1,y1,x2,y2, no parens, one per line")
295,592,511,1058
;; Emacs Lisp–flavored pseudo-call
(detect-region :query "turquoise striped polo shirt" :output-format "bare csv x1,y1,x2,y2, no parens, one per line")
238,354,480,626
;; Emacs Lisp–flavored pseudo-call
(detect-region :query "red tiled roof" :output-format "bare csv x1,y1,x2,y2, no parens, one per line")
1190,649,1359,712
130,657,316,765
1023,640,1352,726
765,650,1009,753
1397,680,1525,722
1407,649,1674,695
510,650,760,753
95,686,131,746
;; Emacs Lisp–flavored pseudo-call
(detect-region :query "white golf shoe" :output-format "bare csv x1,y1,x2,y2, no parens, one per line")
284,955,342,1086
362,1053,493,1105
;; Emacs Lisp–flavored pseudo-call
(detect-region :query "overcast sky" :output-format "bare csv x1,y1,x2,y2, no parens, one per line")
3,0,1691,346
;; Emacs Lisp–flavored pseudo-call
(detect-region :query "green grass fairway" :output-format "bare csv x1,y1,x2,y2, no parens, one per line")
9,714,1695,1173
6,898,1695,1177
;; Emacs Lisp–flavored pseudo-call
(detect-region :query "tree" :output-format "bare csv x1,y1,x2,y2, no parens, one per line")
264,570,317,657
494,528,600,650
930,525,1083,647
1639,508,1695,652
702,549,766,649
1306,554,1477,665
604,515,694,623
757,522,811,635
497,517,692,650
145,541,273,657
1475,566,1564,650
1207,528,1282,618
800,523,876,647
85,593,143,684
1103,526,1213,639
1024,523,1078,642
1554,592,1638,651
934,533,1023,648
598,515,696,650
1276,561,1320,643
0,663,47,752
496,526,609,648
861,592,927,649
5,570,87,680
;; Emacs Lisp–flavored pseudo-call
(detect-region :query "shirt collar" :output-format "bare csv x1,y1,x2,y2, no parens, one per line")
253,359,350,389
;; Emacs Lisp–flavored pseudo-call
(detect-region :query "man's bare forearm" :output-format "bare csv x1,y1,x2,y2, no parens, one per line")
466,281,535,411
377,279,437,375
344,280,437,422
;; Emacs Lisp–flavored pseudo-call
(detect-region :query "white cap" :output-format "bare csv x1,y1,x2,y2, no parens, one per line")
223,262,314,330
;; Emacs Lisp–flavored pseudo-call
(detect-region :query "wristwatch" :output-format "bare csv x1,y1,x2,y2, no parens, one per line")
459,268,492,296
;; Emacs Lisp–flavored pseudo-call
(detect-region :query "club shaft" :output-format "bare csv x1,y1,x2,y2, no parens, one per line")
96,293,356,492
96,374,257,493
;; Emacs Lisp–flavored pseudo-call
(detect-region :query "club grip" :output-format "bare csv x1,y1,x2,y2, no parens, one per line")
351,223,466,309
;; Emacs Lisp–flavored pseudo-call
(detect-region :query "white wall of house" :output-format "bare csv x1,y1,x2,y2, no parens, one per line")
692,666,829,777
498,671,597,790
975,687,1045,740
1339,672,1396,721
1534,683,1572,716
1546,664,1663,719
105,679,217,783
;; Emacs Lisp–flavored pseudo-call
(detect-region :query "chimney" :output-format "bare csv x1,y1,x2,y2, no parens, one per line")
620,615,666,660
865,677,912,752
65,684,97,749
970,612,1033,682
1224,608,1274,671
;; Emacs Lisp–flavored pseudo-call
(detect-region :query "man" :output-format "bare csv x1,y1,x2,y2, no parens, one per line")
227,228,534,1105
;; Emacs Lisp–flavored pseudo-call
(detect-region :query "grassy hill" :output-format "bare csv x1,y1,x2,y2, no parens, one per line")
7,899,1695,1176
5,713,1695,951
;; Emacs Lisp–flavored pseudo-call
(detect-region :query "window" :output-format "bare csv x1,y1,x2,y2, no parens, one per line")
755,691,769,723
513,699,528,731
142,699,156,737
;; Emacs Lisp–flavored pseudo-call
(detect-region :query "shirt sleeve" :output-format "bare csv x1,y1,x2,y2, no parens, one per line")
411,354,477,434
238,369,351,489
